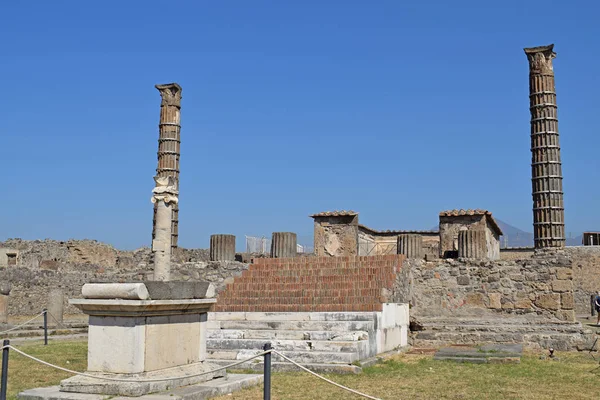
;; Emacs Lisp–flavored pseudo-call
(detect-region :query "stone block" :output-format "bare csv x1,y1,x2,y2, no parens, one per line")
457,276,470,285
554,310,576,322
143,282,215,300
535,293,560,311
561,293,574,310
465,293,485,307
0,294,7,324
551,280,572,293
47,289,64,327
555,268,572,280
514,298,532,309
488,293,501,309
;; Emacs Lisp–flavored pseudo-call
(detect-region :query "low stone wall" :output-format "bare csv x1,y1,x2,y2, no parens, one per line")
568,246,600,315
401,248,575,322
0,239,248,316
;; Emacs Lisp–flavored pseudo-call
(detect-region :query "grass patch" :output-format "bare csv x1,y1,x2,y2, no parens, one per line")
1,340,87,400
1,341,599,399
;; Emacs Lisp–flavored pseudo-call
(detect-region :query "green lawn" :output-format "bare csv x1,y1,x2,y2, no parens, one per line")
2,341,599,400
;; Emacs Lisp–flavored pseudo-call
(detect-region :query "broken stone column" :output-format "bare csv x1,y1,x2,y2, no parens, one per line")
210,234,236,261
458,230,486,259
47,289,64,327
271,232,297,258
151,176,179,281
397,234,423,259
153,83,182,250
524,45,565,248
0,283,9,325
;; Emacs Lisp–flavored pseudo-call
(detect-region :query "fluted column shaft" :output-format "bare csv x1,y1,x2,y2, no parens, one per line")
271,232,297,258
210,234,236,261
524,45,565,248
397,234,423,259
153,83,182,249
458,230,486,259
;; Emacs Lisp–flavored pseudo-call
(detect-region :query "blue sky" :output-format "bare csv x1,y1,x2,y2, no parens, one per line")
1,1,598,250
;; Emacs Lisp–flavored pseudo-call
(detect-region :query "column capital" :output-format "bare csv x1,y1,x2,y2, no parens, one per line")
155,83,182,107
524,44,556,74
151,176,179,205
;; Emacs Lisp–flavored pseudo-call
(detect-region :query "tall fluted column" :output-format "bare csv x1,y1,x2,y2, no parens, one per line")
210,234,236,261
151,176,179,281
397,234,423,259
524,44,565,248
271,232,297,258
458,230,486,259
153,83,182,249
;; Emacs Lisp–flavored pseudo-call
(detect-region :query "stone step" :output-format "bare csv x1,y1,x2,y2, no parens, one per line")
207,348,360,364
207,338,370,355
208,328,369,341
209,311,378,322
422,323,584,334
209,359,362,374
211,319,375,332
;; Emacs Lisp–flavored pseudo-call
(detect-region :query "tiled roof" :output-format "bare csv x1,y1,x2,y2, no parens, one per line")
310,210,358,218
358,224,438,235
439,209,503,235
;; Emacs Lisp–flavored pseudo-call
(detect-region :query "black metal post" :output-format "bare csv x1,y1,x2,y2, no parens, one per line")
263,343,272,400
43,309,48,345
1,339,9,400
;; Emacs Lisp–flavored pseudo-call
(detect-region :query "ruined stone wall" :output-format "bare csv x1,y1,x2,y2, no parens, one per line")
0,239,247,316
313,216,358,257
398,249,575,321
485,219,501,260
567,246,600,315
439,215,486,257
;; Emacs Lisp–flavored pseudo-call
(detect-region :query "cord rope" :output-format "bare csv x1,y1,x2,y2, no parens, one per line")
5,345,269,383
0,311,46,335
272,350,382,400
0,344,383,399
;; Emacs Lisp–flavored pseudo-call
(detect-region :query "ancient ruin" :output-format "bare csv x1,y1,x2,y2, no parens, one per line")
2,44,600,390
525,44,565,249
153,83,182,249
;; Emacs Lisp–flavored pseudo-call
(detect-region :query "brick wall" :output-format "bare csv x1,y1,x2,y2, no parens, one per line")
215,254,406,312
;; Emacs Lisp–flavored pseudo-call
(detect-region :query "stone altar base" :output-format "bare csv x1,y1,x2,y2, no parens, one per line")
18,282,263,399
19,374,263,400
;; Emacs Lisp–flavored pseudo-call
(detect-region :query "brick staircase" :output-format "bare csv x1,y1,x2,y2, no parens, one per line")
208,255,409,373
214,255,404,312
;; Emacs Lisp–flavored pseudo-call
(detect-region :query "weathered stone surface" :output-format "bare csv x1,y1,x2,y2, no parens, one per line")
270,232,297,258
397,234,423,259
488,293,501,309
82,283,150,300
312,212,359,257
0,294,8,324
551,280,572,293
209,235,235,261
457,276,470,285
47,288,64,326
535,293,560,310
561,293,574,310
143,281,215,299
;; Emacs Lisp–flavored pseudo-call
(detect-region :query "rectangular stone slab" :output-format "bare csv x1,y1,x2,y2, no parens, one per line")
143,282,215,300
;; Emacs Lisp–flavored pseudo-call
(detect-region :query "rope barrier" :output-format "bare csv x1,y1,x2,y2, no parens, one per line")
1,344,384,399
6,345,270,383
0,311,46,336
272,350,382,400
45,312,70,331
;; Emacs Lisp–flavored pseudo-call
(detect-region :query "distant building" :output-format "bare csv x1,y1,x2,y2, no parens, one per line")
582,232,600,246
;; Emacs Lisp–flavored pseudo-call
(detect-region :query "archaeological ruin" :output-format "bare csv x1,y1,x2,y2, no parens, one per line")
3,44,600,392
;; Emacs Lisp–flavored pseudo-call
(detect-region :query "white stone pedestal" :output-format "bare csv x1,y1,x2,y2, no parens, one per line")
60,297,223,396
